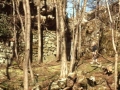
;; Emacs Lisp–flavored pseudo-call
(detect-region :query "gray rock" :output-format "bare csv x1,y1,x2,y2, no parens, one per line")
57,78,67,89
50,81,60,90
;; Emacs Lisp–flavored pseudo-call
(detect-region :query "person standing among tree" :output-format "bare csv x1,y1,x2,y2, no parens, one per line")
90,41,99,64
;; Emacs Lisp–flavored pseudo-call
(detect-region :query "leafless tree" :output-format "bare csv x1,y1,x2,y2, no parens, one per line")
23,0,35,89
119,0,120,14
70,0,76,73
105,0,118,90
70,0,88,72
37,3,42,63
56,1,61,61
12,0,19,64
60,0,68,78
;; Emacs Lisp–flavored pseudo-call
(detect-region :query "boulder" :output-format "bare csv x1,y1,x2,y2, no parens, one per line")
66,72,77,87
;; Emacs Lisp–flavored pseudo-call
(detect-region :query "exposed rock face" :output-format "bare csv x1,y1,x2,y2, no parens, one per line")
81,13,120,59
81,19,102,59
79,1,120,59
99,14,120,56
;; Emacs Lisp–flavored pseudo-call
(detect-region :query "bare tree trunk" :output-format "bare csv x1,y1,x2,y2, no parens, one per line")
78,0,87,56
16,0,25,40
119,0,120,15
37,6,42,63
78,23,81,57
105,0,118,90
70,27,78,72
70,0,76,73
56,2,61,61
60,1,68,78
29,60,35,83
23,0,31,89
70,0,87,73
12,0,18,63
80,1,87,47
15,0,25,70
77,0,81,59
12,0,19,66
70,1,80,71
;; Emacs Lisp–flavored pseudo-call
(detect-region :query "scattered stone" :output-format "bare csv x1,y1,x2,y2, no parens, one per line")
66,72,77,87
87,76,97,87
50,81,60,90
102,64,113,76
32,85,41,90
73,72,87,90
57,78,67,89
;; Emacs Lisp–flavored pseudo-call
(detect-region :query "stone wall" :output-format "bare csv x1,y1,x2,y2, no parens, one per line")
0,42,13,64
43,30,57,61
32,30,57,62
0,29,57,63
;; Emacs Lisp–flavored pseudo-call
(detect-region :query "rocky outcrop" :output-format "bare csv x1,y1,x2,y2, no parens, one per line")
80,3,120,59
84,21,119,58
81,19,102,59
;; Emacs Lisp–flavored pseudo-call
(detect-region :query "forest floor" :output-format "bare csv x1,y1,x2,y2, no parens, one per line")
0,56,120,90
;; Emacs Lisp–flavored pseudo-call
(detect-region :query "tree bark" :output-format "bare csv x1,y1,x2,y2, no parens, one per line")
29,60,35,84
105,0,118,90
78,0,87,58
119,0,120,15
77,0,81,59
16,0,25,40
70,0,76,73
60,1,68,78
70,0,87,72
12,0,18,63
56,2,61,61
23,0,31,89
37,6,42,63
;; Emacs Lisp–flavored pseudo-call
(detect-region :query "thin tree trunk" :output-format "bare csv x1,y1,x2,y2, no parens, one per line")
70,0,76,72
119,0,120,15
78,0,87,55
37,6,42,63
70,0,87,72
56,2,60,61
78,23,81,57
118,0,120,78
16,0,25,40
70,0,80,71
105,0,118,90
29,60,35,83
15,0,25,70
60,1,68,78
70,27,79,72
12,0,18,63
23,0,31,89
77,0,81,58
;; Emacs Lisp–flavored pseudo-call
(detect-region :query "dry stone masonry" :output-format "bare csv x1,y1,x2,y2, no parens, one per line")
43,30,57,61
0,42,13,64
32,30,57,62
